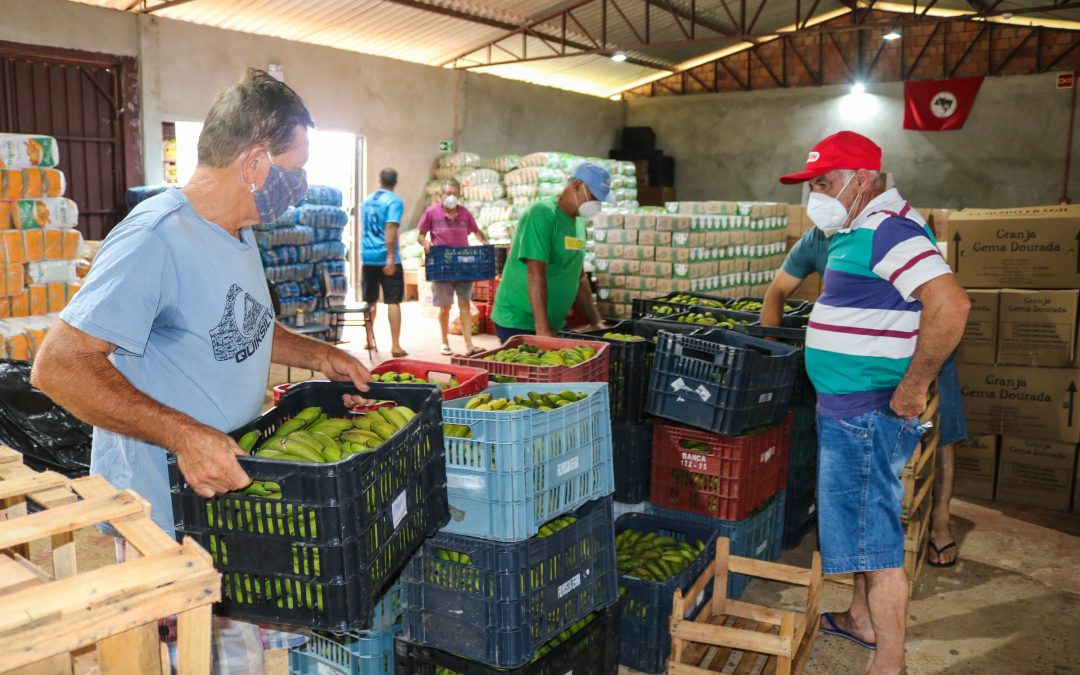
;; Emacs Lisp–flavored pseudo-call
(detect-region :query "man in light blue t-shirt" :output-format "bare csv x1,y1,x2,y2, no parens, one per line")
31,70,373,539
361,168,407,357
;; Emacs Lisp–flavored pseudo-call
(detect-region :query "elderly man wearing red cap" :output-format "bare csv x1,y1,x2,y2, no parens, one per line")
778,131,970,675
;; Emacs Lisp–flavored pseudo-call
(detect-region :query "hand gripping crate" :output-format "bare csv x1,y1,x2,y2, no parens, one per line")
560,319,700,423
668,539,823,675
372,359,489,401
452,335,610,384
647,491,787,599
440,383,614,541
645,329,799,435
393,599,621,675
401,496,619,669
614,512,721,673
0,446,218,675
650,416,791,521
168,381,450,632
425,245,496,282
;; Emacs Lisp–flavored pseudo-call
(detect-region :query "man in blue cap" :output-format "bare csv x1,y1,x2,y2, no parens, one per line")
492,163,611,340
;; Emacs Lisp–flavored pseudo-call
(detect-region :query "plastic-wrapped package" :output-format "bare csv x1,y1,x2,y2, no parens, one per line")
295,204,348,229
313,226,344,243
1,168,65,198
0,263,24,296
303,185,343,207
25,260,78,285
480,155,520,173
437,152,481,170
458,169,501,187
0,133,60,168
316,260,346,276
8,198,79,229
312,241,346,262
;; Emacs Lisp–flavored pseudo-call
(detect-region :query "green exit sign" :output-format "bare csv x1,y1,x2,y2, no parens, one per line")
439,140,455,153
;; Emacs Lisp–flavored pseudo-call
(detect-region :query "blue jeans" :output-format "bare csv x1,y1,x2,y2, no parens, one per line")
936,354,968,447
494,324,534,342
817,406,925,574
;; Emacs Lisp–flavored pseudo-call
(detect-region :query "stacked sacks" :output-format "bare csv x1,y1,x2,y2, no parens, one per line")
0,134,83,358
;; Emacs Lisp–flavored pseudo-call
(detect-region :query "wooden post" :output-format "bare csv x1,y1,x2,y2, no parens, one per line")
711,536,730,616
98,623,163,674
176,604,213,675
670,588,687,666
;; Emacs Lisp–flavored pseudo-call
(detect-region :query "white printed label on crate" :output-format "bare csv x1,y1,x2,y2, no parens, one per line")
809,504,816,515
692,589,706,614
761,447,775,463
316,662,347,675
756,540,768,555
557,573,582,599
459,255,478,263
391,491,408,529
557,456,580,477
670,377,688,392
695,385,712,402
447,473,486,491
758,392,774,403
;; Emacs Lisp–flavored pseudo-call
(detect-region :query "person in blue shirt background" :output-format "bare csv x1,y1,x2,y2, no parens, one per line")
763,216,968,570
361,168,407,357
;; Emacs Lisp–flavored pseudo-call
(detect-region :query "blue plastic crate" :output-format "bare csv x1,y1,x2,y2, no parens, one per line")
425,245,496,282
289,624,400,675
401,496,619,669
783,478,816,549
614,512,720,674
647,490,786,599
645,329,800,435
440,383,614,541
371,576,403,630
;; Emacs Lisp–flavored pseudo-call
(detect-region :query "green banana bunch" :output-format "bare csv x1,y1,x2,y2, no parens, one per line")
481,344,597,367
536,514,577,538
669,294,724,308
615,529,706,582
461,390,587,413
602,332,646,342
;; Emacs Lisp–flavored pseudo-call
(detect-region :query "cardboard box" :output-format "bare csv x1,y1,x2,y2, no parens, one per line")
956,290,999,365
958,364,1080,443
953,436,997,500
1074,458,1080,513
637,230,672,247
996,289,1078,367
948,205,1080,288
996,436,1078,511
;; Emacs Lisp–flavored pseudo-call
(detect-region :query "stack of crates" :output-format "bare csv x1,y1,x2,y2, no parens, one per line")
603,321,801,673
398,339,622,672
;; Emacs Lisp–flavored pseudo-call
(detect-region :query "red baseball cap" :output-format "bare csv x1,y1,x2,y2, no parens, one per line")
779,131,882,185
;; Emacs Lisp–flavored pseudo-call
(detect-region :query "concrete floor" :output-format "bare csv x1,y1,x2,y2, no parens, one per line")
30,301,1080,674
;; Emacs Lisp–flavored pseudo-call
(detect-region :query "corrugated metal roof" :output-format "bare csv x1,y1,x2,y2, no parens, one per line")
65,0,1080,97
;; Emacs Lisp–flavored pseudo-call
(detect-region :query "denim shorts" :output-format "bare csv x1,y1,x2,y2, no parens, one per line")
936,355,968,447
817,406,925,574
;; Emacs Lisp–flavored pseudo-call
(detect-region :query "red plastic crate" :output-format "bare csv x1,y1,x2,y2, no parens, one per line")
473,302,493,335
650,414,792,521
272,382,293,406
451,335,610,384
472,278,499,303
371,359,488,401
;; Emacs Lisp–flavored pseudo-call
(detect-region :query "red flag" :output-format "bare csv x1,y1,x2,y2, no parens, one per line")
903,76,984,131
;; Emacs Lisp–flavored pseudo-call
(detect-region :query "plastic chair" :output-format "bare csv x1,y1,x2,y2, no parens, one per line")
321,269,376,360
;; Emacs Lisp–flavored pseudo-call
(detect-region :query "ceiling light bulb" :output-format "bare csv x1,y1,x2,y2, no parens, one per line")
883,31,902,40
851,82,866,94
611,52,628,62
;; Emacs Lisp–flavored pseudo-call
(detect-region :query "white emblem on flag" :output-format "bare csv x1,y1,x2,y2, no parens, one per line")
930,91,958,119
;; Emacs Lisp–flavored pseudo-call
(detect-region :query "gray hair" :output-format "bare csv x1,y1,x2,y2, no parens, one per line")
197,68,314,167
837,168,886,190
440,179,460,194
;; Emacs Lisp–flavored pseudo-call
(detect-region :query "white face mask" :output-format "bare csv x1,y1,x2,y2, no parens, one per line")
575,183,602,221
442,194,458,210
806,173,857,237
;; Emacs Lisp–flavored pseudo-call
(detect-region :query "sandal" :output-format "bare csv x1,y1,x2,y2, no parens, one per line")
392,350,409,358
820,612,876,651
463,346,485,357
928,541,958,568
439,345,452,356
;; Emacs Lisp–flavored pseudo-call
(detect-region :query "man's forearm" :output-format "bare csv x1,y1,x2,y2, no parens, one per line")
385,224,399,263
526,263,551,333
761,283,789,328
577,275,602,325
901,296,968,392
272,322,332,370
33,347,203,453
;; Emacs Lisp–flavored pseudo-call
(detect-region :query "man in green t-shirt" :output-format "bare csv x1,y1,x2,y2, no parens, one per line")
492,163,611,340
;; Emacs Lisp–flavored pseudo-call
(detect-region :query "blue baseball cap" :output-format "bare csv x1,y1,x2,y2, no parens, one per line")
571,162,615,204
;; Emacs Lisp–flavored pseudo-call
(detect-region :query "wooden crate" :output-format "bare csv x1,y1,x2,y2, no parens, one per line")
668,537,822,675
0,446,220,675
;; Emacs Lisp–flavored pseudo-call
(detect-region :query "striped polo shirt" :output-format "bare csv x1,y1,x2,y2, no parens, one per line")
805,189,952,419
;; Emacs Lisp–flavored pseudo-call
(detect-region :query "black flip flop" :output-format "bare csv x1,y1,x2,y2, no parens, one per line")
820,612,877,651
928,541,958,568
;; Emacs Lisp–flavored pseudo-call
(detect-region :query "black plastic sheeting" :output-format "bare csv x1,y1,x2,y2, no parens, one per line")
0,360,91,477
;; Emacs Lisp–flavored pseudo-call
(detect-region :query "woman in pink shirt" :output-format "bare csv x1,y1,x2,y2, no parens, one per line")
417,179,489,356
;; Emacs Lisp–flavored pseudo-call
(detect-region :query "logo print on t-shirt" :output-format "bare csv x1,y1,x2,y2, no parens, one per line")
209,284,273,363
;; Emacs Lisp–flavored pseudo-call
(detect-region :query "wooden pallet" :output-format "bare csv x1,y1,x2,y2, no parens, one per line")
668,537,822,675
902,428,938,524
0,445,220,675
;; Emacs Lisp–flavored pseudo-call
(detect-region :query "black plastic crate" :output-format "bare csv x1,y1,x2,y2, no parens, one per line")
734,324,814,404
393,599,620,675
632,294,756,323
614,512,720,674
645,330,800,435
168,381,450,632
611,421,653,503
729,297,810,316
425,245,496,282
401,497,618,669
787,404,818,485
635,306,758,330
560,320,698,422
783,478,817,549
